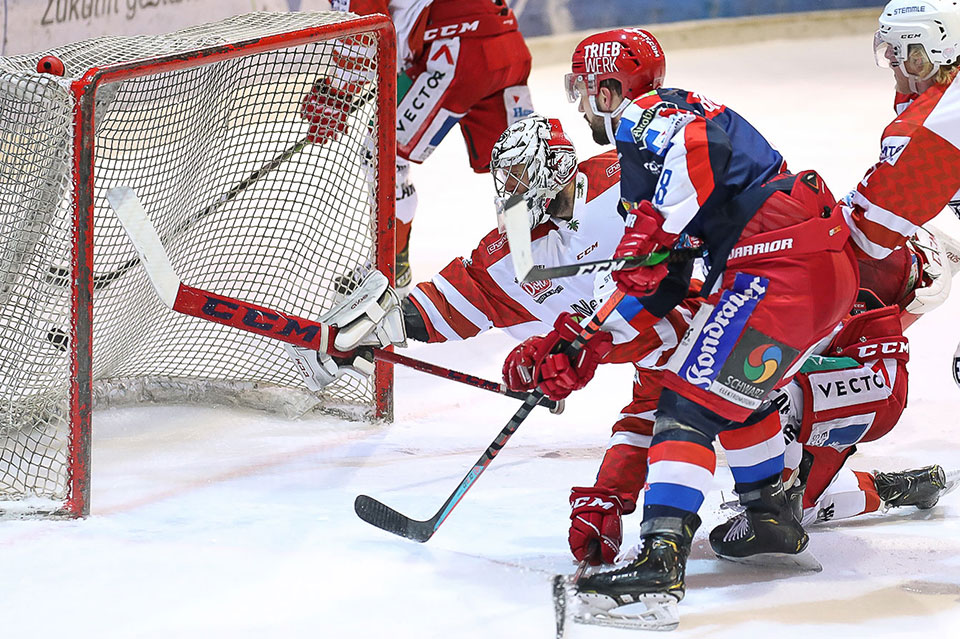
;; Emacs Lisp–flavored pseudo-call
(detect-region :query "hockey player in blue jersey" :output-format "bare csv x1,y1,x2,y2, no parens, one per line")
501,28,861,624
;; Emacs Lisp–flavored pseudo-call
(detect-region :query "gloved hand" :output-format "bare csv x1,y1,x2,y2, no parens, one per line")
611,200,678,297
300,78,353,145
569,486,624,565
501,312,613,400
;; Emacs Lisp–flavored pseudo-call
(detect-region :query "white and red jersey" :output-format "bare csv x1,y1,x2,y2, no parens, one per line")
844,76,960,260
407,151,695,370
332,0,522,70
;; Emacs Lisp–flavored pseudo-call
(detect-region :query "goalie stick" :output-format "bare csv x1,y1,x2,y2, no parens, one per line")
106,185,345,353
49,135,313,291
353,287,627,543
107,185,564,416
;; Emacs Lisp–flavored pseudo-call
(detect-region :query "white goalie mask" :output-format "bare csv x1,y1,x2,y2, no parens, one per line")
490,115,578,230
874,0,960,83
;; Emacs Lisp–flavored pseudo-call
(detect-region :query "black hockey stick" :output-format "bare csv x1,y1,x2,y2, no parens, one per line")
47,135,313,291
523,247,704,283
353,287,627,543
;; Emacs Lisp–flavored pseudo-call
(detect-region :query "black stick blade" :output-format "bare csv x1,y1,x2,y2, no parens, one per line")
354,494,436,543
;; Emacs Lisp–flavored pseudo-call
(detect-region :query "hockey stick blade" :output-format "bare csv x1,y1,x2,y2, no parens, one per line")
523,247,703,283
354,494,437,543
355,389,546,543
107,186,338,353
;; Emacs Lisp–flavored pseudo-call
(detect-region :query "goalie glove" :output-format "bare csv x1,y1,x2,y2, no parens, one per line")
284,271,406,390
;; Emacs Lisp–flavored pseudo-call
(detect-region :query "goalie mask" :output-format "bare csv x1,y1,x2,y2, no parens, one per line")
490,115,578,230
874,0,960,86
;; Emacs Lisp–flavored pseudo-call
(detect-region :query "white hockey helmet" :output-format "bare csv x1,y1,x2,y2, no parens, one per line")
874,0,960,80
490,115,578,229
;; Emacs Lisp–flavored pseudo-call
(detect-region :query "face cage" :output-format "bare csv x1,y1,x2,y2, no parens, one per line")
493,165,534,201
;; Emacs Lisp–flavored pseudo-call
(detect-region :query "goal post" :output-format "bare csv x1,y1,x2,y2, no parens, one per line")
0,11,396,518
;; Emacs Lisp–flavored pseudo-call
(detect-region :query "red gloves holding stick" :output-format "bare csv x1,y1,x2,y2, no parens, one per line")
611,200,678,297
502,312,613,401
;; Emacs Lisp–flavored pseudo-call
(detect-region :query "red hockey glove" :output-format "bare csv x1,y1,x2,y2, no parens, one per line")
569,486,624,565
501,313,613,400
611,201,679,297
300,78,353,145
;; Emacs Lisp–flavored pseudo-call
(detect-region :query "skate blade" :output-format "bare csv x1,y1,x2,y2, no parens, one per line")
717,548,822,572
573,592,680,632
552,574,570,639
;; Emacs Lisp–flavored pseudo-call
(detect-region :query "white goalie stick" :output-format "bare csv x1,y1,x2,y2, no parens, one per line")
106,186,565,412
106,185,345,350
48,135,313,292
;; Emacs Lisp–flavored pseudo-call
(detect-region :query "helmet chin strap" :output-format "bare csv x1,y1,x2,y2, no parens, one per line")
589,95,630,145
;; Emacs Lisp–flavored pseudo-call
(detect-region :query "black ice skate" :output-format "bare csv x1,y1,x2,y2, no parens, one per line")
559,514,700,633
710,477,821,571
874,465,955,510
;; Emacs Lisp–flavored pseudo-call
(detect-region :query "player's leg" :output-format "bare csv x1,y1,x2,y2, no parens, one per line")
710,406,811,561
576,390,723,603
569,368,658,566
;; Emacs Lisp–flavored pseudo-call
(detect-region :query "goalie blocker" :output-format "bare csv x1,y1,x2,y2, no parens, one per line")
284,271,406,390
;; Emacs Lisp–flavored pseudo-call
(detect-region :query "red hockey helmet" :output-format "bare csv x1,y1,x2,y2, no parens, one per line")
566,29,666,103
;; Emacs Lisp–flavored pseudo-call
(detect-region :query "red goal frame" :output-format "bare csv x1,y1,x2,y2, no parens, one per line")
63,14,396,517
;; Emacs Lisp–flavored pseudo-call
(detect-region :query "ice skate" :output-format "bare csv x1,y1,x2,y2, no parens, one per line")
710,477,821,571
874,465,953,510
562,514,700,632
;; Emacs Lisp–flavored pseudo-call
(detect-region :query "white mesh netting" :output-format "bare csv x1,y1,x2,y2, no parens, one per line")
0,12,390,512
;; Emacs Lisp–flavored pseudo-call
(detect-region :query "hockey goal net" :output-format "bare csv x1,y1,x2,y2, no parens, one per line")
0,11,396,517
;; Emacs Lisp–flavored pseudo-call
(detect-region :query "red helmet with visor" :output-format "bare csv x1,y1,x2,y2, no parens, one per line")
565,28,666,104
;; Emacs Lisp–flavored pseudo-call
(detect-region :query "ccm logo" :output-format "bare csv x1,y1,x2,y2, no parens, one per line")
424,20,479,40
202,296,320,343
856,340,908,359
572,496,616,510
487,234,508,254
577,242,599,260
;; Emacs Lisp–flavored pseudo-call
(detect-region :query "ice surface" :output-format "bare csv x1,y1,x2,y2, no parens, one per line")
2,33,960,638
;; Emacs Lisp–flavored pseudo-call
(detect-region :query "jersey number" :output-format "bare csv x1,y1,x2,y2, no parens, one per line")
655,169,673,206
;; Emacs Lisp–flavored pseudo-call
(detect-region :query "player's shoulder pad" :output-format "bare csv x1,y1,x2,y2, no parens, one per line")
616,97,697,155
577,150,620,204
